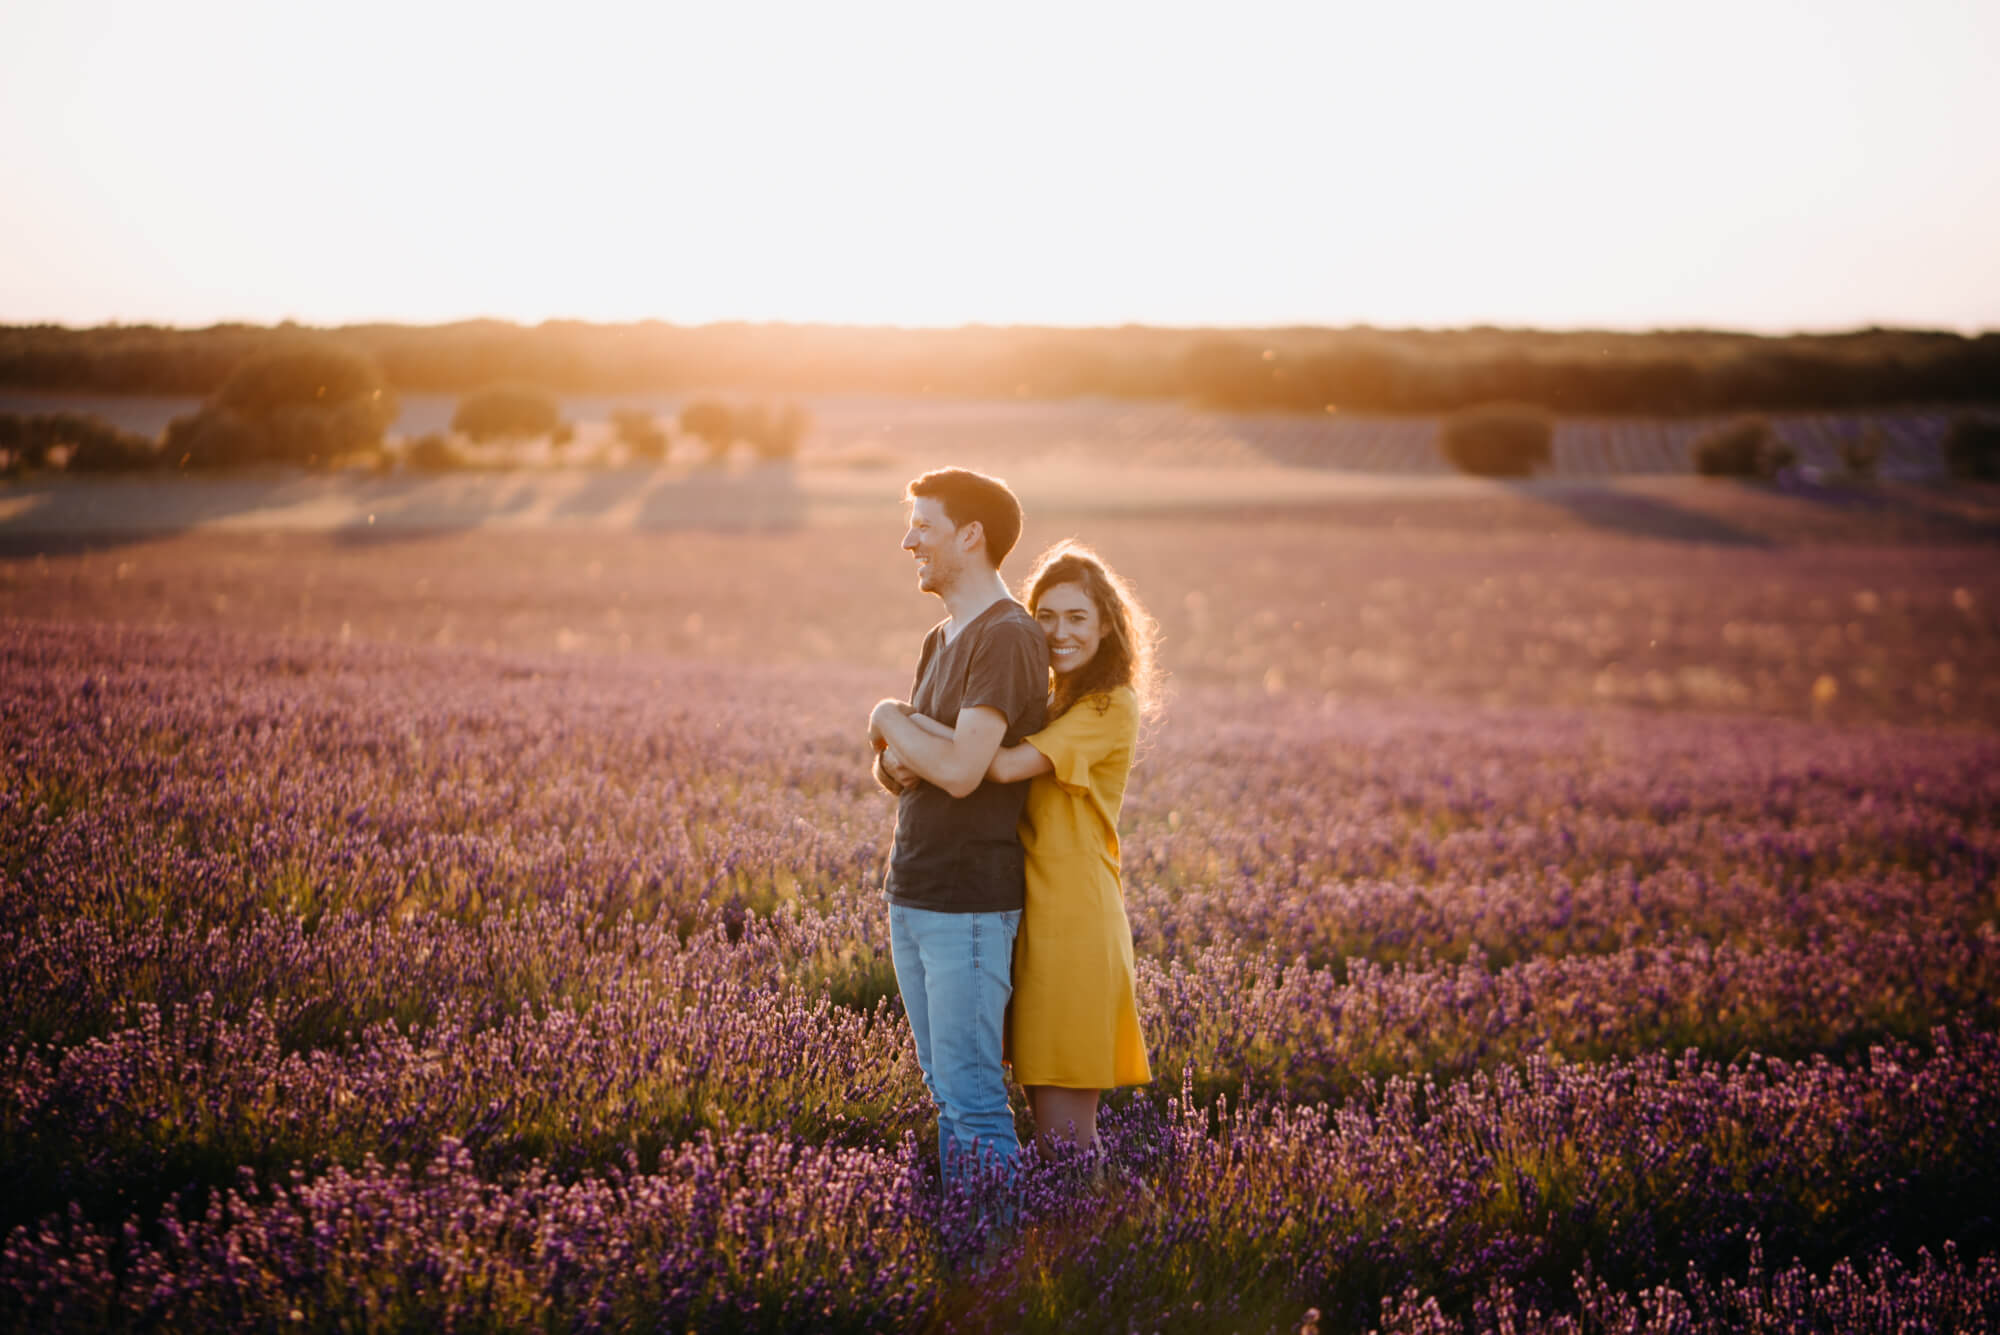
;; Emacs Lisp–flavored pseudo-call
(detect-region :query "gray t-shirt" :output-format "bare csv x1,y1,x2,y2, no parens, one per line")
884,598,1049,913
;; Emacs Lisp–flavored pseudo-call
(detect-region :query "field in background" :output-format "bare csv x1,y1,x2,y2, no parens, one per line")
5,504,1998,728
0,388,1966,478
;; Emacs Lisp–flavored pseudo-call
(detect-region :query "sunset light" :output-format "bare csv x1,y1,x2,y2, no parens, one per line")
5,0,1998,331
5,2,2000,1329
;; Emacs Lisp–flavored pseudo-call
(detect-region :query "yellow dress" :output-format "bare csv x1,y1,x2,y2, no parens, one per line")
1007,685,1152,1089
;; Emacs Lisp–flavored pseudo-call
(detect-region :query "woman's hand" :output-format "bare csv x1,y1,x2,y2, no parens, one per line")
881,743,920,792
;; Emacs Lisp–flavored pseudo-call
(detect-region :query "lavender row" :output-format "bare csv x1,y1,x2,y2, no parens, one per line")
5,522,1995,728
7,901,1993,1246
6,1030,1997,1332
1363,1241,2000,1334
8,621,1992,960
968,1030,2000,1331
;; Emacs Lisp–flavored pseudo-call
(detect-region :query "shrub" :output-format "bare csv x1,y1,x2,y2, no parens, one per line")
612,410,669,463
1838,428,1884,483
452,385,563,443
198,345,398,467
0,412,157,474
1691,416,1797,479
1437,403,1553,477
737,401,810,462
677,399,736,464
1943,413,2000,481
164,409,266,470
215,345,393,419
158,345,396,470
403,433,467,473
0,414,39,472
335,446,396,475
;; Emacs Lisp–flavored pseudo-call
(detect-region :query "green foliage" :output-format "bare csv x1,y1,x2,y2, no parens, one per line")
1182,340,1289,409
1943,412,2000,480
0,412,156,474
164,408,264,470
403,433,467,473
1691,416,1798,478
673,399,810,464
736,401,810,462
451,384,562,443
677,398,736,463
165,344,396,469
1838,428,1884,482
4,321,1999,416
1437,403,1553,477
611,409,669,462
213,345,394,423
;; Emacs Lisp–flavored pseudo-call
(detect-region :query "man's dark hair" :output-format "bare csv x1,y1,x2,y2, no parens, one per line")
904,468,1024,567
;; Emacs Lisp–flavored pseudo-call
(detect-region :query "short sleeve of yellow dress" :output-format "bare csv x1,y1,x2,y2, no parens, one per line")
1006,685,1153,1089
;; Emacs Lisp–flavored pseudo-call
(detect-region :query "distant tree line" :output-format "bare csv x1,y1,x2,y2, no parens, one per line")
8,336,1995,481
0,339,819,476
2,320,1996,415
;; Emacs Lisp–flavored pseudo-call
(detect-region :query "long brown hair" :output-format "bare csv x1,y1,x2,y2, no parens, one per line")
1021,541,1163,726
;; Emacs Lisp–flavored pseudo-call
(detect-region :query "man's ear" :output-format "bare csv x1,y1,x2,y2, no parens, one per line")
957,519,985,557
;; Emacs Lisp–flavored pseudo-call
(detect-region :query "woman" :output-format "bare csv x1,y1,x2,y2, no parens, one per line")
887,541,1159,1154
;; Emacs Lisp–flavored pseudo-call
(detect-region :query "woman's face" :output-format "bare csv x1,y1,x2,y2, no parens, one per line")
1035,581,1104,678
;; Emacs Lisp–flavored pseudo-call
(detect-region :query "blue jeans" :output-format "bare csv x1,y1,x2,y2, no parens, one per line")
888,903,1022,1184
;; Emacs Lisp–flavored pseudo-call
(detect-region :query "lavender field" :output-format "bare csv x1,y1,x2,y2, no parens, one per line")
3,503,1998,1332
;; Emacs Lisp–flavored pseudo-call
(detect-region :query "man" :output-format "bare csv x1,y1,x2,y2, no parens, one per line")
867,468,1048,1186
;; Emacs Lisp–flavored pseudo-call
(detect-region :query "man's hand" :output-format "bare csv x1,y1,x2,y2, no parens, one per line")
867,698,912,749
872,702,1007,799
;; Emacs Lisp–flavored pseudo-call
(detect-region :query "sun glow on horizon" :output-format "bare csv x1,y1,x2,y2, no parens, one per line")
3,0,1997,334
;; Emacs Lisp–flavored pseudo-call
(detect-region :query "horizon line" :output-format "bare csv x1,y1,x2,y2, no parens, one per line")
7,315,1997,340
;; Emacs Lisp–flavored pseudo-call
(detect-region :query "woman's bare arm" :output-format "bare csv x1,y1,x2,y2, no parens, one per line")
908,711,1051,784
986,742,1052,783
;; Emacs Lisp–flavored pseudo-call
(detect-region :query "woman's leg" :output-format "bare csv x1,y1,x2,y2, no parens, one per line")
1026,1086,1102,1156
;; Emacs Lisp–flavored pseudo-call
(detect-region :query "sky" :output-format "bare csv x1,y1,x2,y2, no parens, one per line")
2,0,1997,334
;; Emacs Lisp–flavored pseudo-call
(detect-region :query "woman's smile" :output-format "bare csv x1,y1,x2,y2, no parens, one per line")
1036,582,1103,676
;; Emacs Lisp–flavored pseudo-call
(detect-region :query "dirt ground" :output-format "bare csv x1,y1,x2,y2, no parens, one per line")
2,464,1996,546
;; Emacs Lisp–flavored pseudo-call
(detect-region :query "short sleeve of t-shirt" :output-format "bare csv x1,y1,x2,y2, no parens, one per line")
1027,687,1138,794
960,615,1048,739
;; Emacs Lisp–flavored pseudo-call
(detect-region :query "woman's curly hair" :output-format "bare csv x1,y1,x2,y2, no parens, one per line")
1019,540,1164,727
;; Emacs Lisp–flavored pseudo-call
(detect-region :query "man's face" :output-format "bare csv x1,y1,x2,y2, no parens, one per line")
902,496,964,596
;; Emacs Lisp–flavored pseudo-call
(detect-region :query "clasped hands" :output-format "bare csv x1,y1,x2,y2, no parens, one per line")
868,698,921,792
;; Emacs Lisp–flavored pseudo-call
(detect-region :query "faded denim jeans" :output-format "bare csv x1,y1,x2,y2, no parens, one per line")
888,903,1022,1185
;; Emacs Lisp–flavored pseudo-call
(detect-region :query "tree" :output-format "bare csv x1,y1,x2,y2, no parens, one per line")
1690,417,1797,479
452,384,563,443
1437,403,1553,477
172,344,397,468
1943,413,2000,480
612,409,669,463
737,401,810,462
677,399,736,464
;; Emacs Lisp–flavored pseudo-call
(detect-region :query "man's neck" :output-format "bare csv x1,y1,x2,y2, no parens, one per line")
938,569,1011,639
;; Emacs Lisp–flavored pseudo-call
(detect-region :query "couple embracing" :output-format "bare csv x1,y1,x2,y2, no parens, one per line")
868,467,1157,1185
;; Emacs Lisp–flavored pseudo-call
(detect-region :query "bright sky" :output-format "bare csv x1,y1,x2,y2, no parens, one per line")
2,0,1996,333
